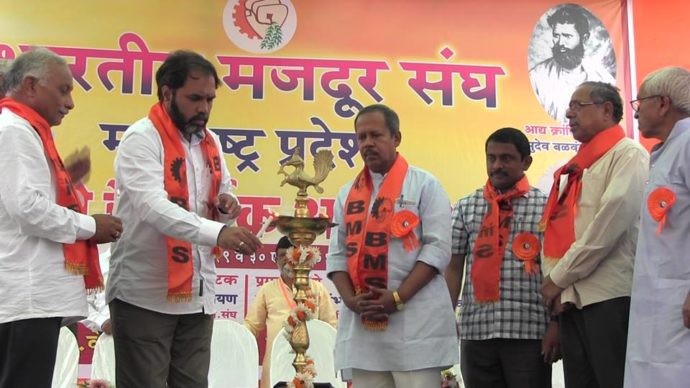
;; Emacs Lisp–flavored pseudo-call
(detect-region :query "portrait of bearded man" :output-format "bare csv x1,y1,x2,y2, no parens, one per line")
528,4,616,123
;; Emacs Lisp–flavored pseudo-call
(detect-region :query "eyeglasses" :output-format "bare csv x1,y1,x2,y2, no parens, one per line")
567,100,604,112
630,95,661,112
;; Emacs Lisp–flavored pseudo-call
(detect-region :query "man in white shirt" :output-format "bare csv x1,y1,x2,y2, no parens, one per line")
107,50,262,388
327,104,457,387
624,67,690,388
540,81,648,388
0,48,122,388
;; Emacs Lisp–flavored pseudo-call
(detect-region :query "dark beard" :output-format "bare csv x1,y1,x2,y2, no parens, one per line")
169,93,207,138
552,43,585,70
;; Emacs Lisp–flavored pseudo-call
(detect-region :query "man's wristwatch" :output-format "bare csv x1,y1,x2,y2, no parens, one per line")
392,290,405,311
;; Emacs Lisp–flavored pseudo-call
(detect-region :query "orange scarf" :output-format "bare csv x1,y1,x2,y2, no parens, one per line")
279,278,297,310
148,102,222,302
541,125,625,259
345,154,408,330
471,176,530,302
0,98,103,292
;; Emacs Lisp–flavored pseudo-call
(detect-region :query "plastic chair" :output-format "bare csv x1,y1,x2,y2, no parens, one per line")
91,333,116,383
208,319,259,388
51,327,79,388
270,320,345,388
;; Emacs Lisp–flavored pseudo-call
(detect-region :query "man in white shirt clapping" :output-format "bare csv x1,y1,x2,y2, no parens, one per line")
0,47,122,388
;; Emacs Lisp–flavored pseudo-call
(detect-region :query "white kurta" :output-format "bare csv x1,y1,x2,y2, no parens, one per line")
0,108,96,326
327,164,458,372
625,118,690,388
107,116,234,315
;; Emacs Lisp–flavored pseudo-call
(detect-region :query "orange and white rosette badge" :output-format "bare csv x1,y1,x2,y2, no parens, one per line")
512,232,540,275
647,187,676,235
391,210,420,252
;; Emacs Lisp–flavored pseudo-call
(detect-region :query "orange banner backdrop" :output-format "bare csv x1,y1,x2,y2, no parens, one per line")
0,0,635,375
632,0,690,150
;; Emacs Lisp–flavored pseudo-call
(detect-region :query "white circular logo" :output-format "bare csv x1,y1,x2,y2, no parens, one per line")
222,0,297,54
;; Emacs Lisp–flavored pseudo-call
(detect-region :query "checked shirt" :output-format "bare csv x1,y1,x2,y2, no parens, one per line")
452,186,549,340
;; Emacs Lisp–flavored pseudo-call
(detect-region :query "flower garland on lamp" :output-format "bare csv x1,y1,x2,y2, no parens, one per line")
271,148,336,388
282,245,321,388
441,368,460,388
283,245,321,275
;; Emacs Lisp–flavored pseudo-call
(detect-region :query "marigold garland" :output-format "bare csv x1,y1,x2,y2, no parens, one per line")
288,358,317,388
283,300,316,338
282,245,321,387
285,245,322,268
284,302,318,387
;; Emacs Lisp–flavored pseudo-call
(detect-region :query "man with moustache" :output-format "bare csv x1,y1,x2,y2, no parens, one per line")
540,82,648,388
530,4,616,123
108,50,262,388
327,104,457,387
0,48,122,387
445,128,557,388
624,67,690,388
